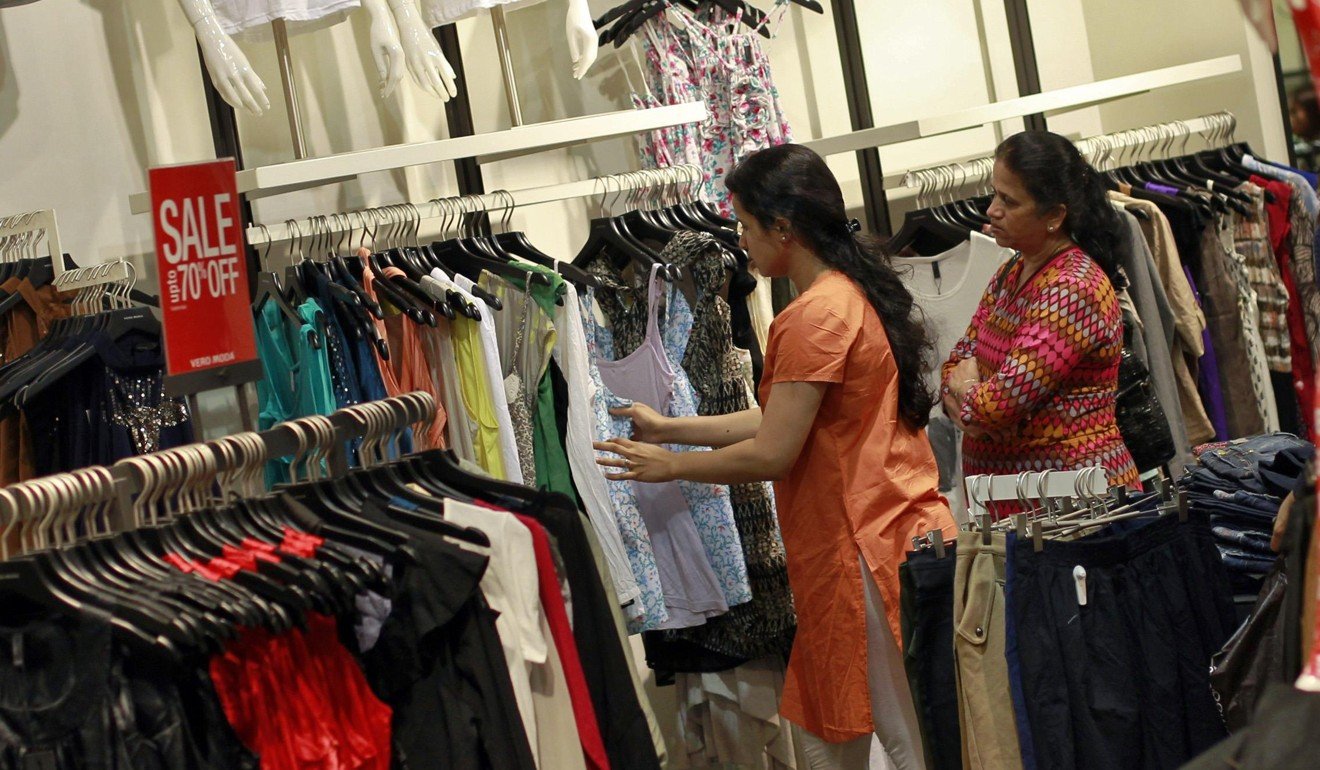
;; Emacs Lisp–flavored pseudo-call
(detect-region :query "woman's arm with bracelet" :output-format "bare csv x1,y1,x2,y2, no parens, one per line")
597,382,824,485
609,403,762,448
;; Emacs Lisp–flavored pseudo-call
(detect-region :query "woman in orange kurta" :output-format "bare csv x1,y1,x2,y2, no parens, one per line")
596,145,954,770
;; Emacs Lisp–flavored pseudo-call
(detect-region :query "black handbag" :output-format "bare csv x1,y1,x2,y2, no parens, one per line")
1115,316,1176,472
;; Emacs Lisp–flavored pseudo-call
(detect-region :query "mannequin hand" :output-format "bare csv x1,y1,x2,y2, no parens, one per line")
389,0,458,100
362,0,405,97
192,15,270,115
594,439,678,483
609,403,671,444
565,0,598,79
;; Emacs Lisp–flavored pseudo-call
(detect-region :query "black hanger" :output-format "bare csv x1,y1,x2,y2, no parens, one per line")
572,217,674,282
886,208,970,256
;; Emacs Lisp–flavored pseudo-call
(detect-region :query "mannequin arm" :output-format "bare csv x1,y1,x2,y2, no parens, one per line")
176,0,271,115
361,0,406,97
565,0,598,79
387,0,458,100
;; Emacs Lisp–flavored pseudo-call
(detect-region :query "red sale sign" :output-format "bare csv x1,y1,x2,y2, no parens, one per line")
149,159,257,378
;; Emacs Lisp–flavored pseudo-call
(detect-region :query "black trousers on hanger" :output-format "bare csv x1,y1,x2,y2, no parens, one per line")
900,544,962,770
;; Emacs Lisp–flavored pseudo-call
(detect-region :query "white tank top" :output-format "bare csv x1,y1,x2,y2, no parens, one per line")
421,0,549,28
212,0,361,35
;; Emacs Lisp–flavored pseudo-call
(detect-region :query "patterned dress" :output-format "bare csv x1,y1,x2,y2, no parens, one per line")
634,4,794,215
586,231,796,667
942,247,1140,492
581,289,669,633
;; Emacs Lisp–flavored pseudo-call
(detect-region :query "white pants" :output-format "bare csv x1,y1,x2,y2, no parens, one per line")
795,556,927,770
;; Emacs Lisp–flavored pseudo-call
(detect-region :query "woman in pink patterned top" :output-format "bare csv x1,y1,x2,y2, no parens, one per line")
941,132,1139,494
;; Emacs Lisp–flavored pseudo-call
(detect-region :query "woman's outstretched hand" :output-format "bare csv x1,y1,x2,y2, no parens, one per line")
608,402,671,444
595,438,679,483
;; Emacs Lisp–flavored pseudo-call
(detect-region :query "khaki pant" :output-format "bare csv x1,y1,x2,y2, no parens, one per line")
954,532,1024,770
794,555,926,770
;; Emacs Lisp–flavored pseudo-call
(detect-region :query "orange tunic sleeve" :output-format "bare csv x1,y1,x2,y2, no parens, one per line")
763,300,855,387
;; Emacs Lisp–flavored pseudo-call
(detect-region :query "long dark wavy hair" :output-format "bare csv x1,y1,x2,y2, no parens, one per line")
994,131,1128,290
725,144,937,430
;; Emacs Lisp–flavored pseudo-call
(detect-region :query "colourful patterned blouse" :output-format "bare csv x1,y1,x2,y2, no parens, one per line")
941,247,1139,490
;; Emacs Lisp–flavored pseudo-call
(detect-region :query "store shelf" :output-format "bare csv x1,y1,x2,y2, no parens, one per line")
130,101,708,214
805,55,1242,158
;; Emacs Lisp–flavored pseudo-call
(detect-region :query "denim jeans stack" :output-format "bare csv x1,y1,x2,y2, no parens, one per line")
1186,433,1314,593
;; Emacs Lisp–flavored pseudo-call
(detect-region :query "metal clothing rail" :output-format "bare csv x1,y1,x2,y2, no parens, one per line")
128,101,709,213
898,112,1238,203
803,55,1242,159
244,164,705,247
964,467,1110,518
0,209,64,279
0,392,437,552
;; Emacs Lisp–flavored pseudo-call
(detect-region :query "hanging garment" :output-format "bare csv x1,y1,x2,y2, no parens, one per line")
379,266,448,449
1110,189,1215,446
1254,176,1317,432
479,272,548,487
255,298,335,483
1113,206,1191,470
899,545,961,770
578,521,670,767
1198,199,1278,434
673,656,800,770
897,231,1012,518
895,231,1013,372
1007,512,1237,770
420,0,549,27
307,269,365,410
594,265,730,630
0,277,71,484
1243,156,1320,362
554,281,642,608
21,325,194,477
521,265,579,503
516,514,611,770
581,288,670,632
209,615,394,770
444,289,508,479
953,532,1024,770
212,0,360,34
763,269,953,743
1234,182,1294,374
943,248,1139,489
441,499,547,764
453,272,523,482
351,497,539,770
635,5,794,214
584,234,782,661
530,492,665,770
640,234,794,668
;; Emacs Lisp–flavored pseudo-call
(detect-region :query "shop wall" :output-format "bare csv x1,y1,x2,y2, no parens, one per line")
1031,0,1287,160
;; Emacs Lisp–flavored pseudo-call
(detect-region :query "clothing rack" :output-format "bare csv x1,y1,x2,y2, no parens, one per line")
801,55,1242,160
0,209,64,277
901,111,1239,204
963,467,1110,519
243,164,704,247
0,391,436,556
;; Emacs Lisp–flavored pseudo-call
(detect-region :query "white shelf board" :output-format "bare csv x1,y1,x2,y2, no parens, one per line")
805,55,1242,158
130,102,708,214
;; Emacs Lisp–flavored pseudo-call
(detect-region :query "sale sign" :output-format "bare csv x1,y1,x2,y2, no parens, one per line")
149,159,257,379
